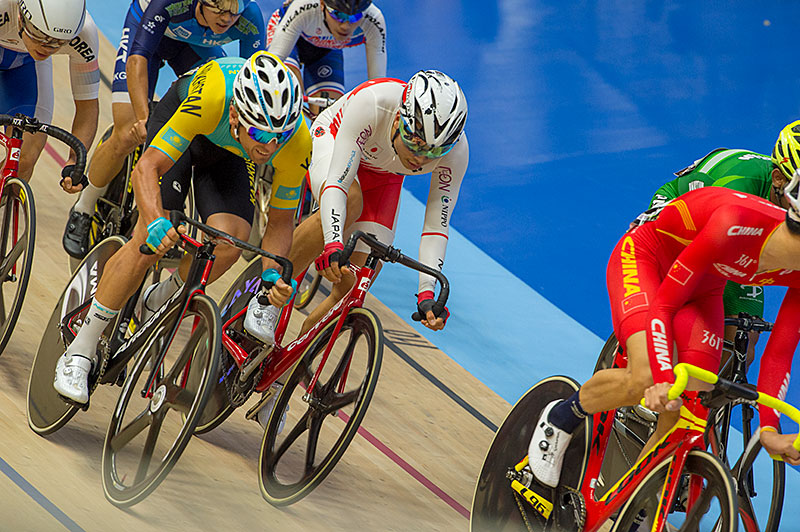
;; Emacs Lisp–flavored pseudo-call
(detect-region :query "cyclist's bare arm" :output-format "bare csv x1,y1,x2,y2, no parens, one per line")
126,55,152,142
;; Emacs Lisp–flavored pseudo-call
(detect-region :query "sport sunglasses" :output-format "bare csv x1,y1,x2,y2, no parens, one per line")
398,116,457,159
199,0,246,16
324,4,364,24
245,125,295,145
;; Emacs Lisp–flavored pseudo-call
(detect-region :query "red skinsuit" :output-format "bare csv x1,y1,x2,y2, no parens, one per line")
607,186,799,428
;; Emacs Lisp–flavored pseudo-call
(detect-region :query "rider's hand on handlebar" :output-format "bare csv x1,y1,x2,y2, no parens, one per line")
643,381,681,413
131,118,149,145
59,164,89,193
315,242,346,283
760,429,800,465
417,291,449,331
145,216,185,255
266,278,295,308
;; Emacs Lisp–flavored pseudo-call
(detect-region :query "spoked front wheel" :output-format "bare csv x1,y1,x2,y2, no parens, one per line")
259,307,383,506
0,177,35,354
102,293,221,507
609,450,737,532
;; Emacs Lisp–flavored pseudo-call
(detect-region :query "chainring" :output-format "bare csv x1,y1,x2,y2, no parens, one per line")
223,347,266,408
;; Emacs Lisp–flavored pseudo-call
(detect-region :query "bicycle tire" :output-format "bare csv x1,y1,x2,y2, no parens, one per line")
27,236,126,435
102,292,221,507
470,375,587,532
0,177,35,354
259,307,383,506
609,450,737,532
294,265,322,310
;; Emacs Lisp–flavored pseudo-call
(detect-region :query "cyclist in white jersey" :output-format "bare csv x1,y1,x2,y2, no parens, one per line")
290,71,468,334
0,0,99,183
266,0,386,113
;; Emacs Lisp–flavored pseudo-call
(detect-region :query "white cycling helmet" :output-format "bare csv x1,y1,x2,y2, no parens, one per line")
18,0,87,40
400,70,468,150
233,51,302,133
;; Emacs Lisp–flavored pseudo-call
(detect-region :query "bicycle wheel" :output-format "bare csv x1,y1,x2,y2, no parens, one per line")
294,264,322,310
717,422,785,532
609,450,737,532
101,293,221,507
259,306,383,506
193,258,262,433
0,177,35,354
27,236,126,435
470,375,588,532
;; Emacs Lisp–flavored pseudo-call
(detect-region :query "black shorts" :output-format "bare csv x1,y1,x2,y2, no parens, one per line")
146,78,256,224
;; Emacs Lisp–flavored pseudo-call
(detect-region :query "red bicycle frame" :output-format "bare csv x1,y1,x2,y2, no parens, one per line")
221,261,376,397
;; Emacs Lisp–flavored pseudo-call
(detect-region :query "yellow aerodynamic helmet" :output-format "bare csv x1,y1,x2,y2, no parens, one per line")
772,120,800,178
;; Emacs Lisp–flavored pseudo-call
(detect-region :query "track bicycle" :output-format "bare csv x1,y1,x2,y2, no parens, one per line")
192,230,450,506
0,113,86,354
470,362,800,532
594,315,784,532
27,210,293,506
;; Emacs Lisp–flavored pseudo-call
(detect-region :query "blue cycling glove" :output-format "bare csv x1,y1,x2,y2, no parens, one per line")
261,268,298,304
146,217,172,252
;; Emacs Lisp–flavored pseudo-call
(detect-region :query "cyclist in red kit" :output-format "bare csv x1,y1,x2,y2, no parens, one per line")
527,179,800,489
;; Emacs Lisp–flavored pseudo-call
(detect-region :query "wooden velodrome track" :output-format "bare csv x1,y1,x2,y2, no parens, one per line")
0,33,511,532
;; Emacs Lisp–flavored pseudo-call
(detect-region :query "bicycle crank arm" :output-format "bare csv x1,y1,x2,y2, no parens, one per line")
238,345,273,382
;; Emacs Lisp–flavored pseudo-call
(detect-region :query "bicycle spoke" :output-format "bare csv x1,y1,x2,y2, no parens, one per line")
135,410,166,485
164,386,195,414
0,234,25,281
682,484,715,529
304,412,324,474
325,389,361,413
109,407,153,452
272,409,312,463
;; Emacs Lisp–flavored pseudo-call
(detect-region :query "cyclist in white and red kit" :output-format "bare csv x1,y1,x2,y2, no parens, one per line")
290,70,468,334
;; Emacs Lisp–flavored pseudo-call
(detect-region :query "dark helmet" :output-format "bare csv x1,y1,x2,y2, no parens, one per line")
323,0,372,15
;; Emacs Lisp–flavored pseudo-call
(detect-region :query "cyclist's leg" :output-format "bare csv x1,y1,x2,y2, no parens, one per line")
1,55,53,181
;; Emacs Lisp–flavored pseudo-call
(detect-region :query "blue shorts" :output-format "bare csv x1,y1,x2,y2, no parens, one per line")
111,2,224,103
0,49,54,123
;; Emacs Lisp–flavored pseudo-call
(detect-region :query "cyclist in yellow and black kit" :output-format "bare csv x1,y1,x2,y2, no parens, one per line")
54,51,311,405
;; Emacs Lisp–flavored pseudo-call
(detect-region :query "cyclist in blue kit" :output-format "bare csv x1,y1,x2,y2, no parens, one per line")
63,0,268,258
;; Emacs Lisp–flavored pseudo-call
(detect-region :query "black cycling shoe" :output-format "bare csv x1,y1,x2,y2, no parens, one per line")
62,207,92,259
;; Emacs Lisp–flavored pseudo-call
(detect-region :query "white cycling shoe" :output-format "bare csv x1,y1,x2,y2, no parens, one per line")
53,353,93,404
255,383,288,434
244,296,280,345
528,399,573,488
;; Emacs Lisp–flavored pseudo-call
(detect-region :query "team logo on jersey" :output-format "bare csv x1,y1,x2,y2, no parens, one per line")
619,236,640,297
317,65,332,78
621,292,648,314
713,263,746,278
172,26,192,40
727,225,764,237
668,260,693,285
313,126,325,137
274,185,301,201
162,127,189,152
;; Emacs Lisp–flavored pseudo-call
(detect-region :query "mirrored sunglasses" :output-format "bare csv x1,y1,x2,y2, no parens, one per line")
324,4,364,24
398,117,456,159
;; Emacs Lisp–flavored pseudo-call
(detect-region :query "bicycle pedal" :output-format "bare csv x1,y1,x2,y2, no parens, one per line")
58,393,90,411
